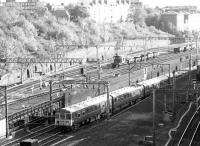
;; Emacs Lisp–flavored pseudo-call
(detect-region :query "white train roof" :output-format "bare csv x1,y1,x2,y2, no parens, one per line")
111,86,142,98
138,75,168,87
62,86,142,113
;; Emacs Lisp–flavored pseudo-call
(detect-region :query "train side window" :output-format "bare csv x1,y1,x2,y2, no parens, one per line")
77,113,81,117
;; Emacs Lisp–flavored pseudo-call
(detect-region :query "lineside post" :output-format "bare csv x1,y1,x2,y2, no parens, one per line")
49,80,53,117
20,63,23,83
106,83,110,120
189,53,192,86
172,71,176,117
96,46,101,95
153,88,156,146
127,60,131,86
168,64,171,85
4,86,9,138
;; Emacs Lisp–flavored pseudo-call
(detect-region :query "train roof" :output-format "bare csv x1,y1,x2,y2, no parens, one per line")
62,94,107,113
137,75,168,87
111,86,142,98
62,86,142,113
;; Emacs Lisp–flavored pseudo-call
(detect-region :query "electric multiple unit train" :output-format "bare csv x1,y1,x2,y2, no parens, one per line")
55,75,169,130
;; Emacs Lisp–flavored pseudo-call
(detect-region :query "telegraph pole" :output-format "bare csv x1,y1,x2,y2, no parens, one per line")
20,64,23,83
4,86,9,138
168,64,171,85
153,88,156,146
189,53,192,86
96,46,101,95
144,37,147,64
196,36,198,57
128,60,131,86
172,71,176,116
49,80,53,117
106,83,110,120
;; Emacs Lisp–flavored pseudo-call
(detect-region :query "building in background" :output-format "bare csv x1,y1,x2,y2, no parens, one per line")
161,11,185,32
0,0,46,12
160,6,200,32
49,0,142,24
163,6,198,13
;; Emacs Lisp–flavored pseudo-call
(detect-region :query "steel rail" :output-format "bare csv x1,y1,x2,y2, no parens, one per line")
177,107,200,146
189,121,200,146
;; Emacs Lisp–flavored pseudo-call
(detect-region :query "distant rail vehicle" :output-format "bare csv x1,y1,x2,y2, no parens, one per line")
87,58,98,63
146,52,154,60
112,54,126,68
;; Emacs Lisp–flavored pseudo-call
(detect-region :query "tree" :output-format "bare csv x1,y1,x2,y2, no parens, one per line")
145,14,161,29
127,4,146,26
65,5,89,22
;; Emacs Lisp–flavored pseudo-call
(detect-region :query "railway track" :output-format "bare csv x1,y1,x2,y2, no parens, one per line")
190,121,200,146
0,50,193,117
1,56,195,146
0,43,191,103
1,125,56,146
95,51,192,80
177,108,200,146
36,62,194,146
2,42,188,97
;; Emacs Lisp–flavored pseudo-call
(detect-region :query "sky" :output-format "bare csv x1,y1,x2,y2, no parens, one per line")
40,0,200,8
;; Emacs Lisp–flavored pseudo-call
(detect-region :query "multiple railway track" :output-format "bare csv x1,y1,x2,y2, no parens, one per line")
177,107,200,146
0,42,197,145
0,49,194,118
190,121,200,146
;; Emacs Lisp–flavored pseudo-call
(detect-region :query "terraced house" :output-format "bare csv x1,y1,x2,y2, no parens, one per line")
0,0,46,12
51,0,142,23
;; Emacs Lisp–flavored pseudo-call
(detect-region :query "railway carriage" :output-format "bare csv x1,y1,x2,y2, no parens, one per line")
55,94,108,130
111,86,143,112
134,56,141,62
153,52,159,58
146,52,154,60
112,54,126,68
137,75,168,98
140,54,145,61
55,74,170,130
